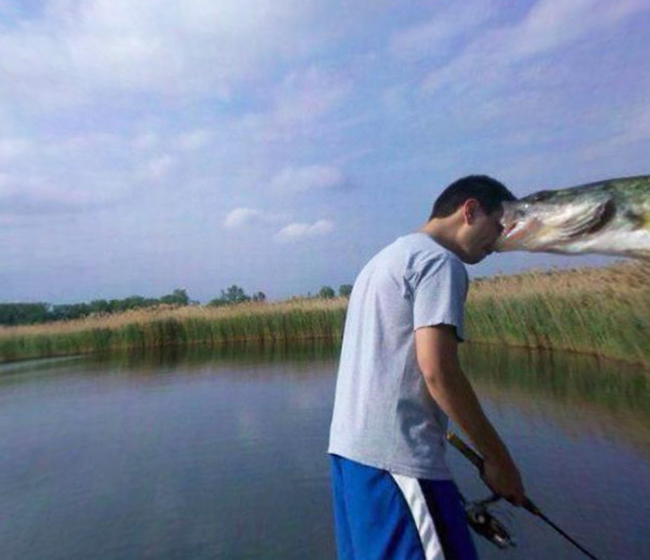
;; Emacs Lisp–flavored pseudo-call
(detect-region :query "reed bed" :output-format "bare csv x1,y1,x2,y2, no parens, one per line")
0,298,348,363
466,261,650,366
0,262,648,366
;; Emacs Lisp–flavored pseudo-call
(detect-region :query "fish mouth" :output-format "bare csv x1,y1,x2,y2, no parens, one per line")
495,219,541,251
501,222,518,238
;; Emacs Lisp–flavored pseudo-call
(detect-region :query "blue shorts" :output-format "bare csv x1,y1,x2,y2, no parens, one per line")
329,454,478,560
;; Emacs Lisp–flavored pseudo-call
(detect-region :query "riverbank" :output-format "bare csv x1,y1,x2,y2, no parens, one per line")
1,261,648,367
0,298,348,364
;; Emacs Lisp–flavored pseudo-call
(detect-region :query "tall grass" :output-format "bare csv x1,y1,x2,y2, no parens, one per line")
0,262,648,366
466,261,650,366
0,298,347,363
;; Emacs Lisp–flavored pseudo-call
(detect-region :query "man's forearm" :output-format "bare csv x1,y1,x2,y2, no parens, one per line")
423,366,509,462
415,326,525,502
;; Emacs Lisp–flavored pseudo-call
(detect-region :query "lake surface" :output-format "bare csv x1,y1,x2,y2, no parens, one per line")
0,343,649,560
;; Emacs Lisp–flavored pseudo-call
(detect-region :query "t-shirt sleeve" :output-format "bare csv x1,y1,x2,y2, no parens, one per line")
411,255,468,341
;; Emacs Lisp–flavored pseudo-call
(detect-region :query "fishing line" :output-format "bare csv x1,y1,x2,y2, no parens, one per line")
447,432,604,560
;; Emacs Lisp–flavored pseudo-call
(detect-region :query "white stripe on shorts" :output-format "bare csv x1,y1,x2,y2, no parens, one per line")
391,473,446,560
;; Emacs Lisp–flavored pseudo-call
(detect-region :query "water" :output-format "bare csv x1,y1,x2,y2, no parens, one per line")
0,343,648,559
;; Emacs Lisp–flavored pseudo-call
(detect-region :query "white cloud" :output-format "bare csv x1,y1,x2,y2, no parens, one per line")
177,129,213,151
0,129,136,217
223,207,285,229
0,172,15,193
274,219,334,242
578,98,650,162
421,0,649,94
0,138,31,161
235,66,354,141
269,165,348,195
0,173,124,214
618,104,650,144
142,155,177,182
43,132,120,157
507,0,648,59
132,132,160,151
0,0,320,108
223,208,264,228
272,67,352,126
388,1,493,61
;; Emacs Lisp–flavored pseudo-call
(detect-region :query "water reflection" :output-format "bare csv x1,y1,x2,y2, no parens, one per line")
454,344,650,560
461,344,650,459
101,339,341,374
462,344,649,414
0,342,648,559
0,341,340,560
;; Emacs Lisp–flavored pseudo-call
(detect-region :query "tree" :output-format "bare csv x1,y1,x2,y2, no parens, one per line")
50,303,92,321
160,289,190,306
0,303,50,325
89,299,111,314
252,291,266,302
319,286,336,299
339,284,353,298
122,295,151,309
209,285,251,306
223,285,250,304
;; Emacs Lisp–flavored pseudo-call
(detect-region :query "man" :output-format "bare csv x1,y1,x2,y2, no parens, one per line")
328,175,525,560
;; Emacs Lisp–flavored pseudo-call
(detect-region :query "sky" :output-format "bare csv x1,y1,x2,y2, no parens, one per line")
1,0,649,303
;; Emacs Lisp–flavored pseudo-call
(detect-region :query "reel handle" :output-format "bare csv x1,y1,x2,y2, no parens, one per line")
445,432,539,514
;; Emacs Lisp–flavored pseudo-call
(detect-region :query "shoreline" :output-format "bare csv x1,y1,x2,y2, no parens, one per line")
1,261,648,369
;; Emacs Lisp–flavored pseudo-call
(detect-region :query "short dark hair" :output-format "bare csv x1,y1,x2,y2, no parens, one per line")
429,175,516,220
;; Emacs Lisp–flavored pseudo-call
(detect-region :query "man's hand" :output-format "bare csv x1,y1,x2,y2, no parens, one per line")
482,451,525,506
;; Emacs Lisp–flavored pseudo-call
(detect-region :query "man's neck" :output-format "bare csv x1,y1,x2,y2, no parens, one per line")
419,217,464,259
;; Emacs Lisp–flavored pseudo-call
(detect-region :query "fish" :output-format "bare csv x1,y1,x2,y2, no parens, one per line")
495,175,650,260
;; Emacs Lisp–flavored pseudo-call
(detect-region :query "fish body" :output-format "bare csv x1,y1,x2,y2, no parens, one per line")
495,175,650,260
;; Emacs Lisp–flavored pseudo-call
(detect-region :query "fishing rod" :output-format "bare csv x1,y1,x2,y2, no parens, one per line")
446,432,604,560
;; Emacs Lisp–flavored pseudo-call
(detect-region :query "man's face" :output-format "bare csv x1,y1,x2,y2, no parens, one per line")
459,202,504,264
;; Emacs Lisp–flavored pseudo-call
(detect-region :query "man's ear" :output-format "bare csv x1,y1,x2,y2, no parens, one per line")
462,198,481,225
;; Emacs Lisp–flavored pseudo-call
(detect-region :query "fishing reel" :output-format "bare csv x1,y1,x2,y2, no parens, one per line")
448,432,602,560
462,494,516,549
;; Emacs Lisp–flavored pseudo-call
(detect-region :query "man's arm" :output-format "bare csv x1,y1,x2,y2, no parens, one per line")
415,324,525,505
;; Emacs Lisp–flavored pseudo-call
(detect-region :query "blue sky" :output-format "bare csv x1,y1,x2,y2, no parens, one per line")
1,0,649,303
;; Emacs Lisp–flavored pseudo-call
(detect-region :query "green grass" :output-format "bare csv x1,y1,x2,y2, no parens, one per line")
1,262,648,367
465,261,650,366
0,300,348,363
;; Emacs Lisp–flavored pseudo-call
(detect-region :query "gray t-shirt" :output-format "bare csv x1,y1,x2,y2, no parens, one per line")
328,232,468,480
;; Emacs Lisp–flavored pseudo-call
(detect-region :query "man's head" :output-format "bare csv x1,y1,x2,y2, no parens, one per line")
429,175,516,220
427,175,516,264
